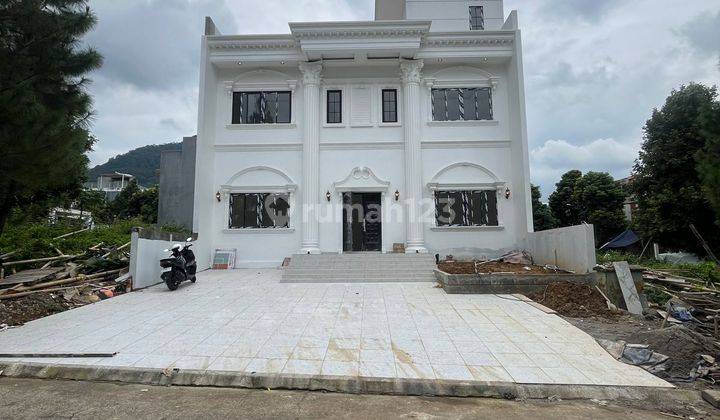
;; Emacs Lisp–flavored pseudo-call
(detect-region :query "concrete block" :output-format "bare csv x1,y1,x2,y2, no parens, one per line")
702,389,720,408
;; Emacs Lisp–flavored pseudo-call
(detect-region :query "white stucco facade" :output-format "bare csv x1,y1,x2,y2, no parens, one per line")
193,0,533,268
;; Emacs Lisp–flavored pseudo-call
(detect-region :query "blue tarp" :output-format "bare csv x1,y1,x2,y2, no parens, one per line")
600,229,640,250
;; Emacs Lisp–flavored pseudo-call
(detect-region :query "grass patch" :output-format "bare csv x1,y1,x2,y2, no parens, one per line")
0,219,189,261
597,250,720,285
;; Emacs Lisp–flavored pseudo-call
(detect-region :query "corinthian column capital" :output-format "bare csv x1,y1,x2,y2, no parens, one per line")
399,59,424,84
299,61,323,85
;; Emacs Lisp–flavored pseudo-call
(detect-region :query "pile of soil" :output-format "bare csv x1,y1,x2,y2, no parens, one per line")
0,281,124,326
526,282,616,318
0,292,78,326
437,260,561,275
632,325,720,380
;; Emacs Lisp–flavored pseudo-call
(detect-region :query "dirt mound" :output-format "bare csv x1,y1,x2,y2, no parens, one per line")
437,261,561,275
0,293,77,326
526,282,615,318
632,325,720,380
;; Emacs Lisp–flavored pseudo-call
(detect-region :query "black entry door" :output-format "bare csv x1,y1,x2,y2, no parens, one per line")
342,192,382,252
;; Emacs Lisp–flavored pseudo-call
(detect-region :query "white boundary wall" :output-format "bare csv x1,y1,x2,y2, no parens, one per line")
129,231,174,289
522,224,596,274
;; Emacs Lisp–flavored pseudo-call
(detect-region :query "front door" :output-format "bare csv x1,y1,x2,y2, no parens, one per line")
342,192,382,252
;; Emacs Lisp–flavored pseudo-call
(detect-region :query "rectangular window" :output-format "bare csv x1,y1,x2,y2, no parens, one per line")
231,91,291,124
431,88,492,121
434,190,498,227
469,6,484,30
326,90,342,124
228,193,290,228
382,89,398,123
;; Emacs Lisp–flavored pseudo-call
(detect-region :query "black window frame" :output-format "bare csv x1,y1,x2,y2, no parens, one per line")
434,190,498,227
326,89,342,124
469,5,484,30
228,193,290,229
431,87,493,121
381,89,398,123
231,91,292,125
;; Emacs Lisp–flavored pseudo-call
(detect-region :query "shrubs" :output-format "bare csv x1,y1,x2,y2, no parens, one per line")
597,250,720,285
0,218,145,260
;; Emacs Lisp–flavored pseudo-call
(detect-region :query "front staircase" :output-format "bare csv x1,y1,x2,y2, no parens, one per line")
280,253,437,283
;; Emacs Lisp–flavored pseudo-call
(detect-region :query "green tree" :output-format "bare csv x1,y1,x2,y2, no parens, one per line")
76,189,109,222
697,100,720,226
548,170,583,226
109,180,158,223
632,84,720,253
531,184,557,231
110,180,140,220
572,172,627,244
0,0,102,235
131,186,158,224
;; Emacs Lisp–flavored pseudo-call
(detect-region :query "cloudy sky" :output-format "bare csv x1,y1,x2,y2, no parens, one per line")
84,0,720,197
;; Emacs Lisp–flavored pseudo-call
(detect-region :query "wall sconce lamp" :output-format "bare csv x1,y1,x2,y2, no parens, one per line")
326,191,332,202
394,190,400,201
215,191,222,202
504,187,511,199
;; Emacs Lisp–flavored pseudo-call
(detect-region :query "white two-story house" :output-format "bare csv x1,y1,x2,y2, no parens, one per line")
193,0,532,268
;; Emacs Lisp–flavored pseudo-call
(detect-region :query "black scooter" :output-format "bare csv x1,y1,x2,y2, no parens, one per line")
159,238,197,290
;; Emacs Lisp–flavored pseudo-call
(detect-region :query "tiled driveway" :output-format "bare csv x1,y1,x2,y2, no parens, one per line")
0,269,669,388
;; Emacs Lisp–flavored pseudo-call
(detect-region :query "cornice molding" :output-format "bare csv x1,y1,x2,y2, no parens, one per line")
208,35,297,50
423,33,515,48
421,140,510,149
320,141,403,150
214,143,302,152
290,21,431,40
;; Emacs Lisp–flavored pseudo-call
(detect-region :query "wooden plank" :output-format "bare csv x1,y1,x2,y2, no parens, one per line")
0,268,65,286
690,224,720,265
613,261,643,315
2,254,77,267
0,352,116,358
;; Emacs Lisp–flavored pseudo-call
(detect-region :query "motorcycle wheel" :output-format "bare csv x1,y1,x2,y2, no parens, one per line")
190,275,196,283
165,278,179,291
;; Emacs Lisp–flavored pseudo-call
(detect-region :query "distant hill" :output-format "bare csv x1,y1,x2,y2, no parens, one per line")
88,142,181,186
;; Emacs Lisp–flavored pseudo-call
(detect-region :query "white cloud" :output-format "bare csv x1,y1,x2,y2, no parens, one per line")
504,0,720,196
530,138,639,197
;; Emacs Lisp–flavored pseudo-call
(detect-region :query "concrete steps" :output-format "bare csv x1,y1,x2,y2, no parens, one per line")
280,253,437,283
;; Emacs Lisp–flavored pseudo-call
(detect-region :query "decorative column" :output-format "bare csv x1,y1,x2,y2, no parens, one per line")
400,59,427,253
299,61,323,254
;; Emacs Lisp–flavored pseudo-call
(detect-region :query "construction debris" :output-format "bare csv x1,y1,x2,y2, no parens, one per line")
0,233,131,326
643,268,720,338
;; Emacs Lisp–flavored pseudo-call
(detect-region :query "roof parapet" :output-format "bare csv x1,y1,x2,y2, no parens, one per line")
205,16,220,36
502,10,518,30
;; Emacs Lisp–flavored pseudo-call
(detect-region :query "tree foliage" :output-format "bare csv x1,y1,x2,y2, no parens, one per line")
548,170,583,227
548,170,626,244
0,0,102,235
697,100,720,227
531,184,557,231
632,84,720,253
573,172,627,244
109,180,158,224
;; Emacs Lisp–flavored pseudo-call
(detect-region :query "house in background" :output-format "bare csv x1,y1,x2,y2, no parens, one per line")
84,172,136,201
158,135,197,230
192,0,533,268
